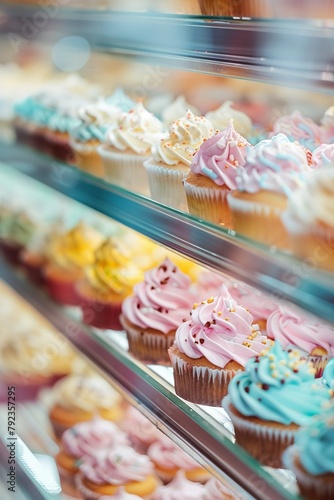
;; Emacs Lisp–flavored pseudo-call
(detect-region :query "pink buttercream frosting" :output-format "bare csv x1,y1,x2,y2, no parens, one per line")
121,258,194,334
151,470,205,500
61,417,128,459
174,285,272,368
267,304,334,356
147,435,200,470
312,143,334,168
79,446,154,485
203,477,242,500
100,487,141,499
235,133,310,196
190,119,251,190
271,110,322,151
120,406,160,450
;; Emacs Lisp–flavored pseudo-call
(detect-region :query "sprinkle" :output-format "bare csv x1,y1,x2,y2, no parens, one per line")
269,355,275,361
217,312,222,316
245,387,250,393
193,303,198,310
270,363,275,370
272,372,278,378
225,318,229,321
205,321,211,328
201,301,206,304
207,297,214,303
243,341,251,348
261,340,267,345
262,384,270,390
199,339,204,344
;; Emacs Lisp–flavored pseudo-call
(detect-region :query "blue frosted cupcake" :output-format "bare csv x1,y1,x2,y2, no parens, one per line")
222,341,333,467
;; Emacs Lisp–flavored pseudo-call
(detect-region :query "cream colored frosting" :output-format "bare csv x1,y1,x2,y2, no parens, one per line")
151,110,215,166
50,375,122,412
104,102,163,154
205,101,252,137
162,96,200,127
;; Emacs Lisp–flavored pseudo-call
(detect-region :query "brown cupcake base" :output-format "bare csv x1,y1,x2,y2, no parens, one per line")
44,264,82,306
168,345,241,406
223,397,298,468
0,240,24,266
120,315,175,365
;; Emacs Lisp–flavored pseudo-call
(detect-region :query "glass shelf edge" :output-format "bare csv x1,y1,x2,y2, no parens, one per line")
0,261,296,500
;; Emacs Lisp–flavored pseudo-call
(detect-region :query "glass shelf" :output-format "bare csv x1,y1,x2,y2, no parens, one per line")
2,143,334,326
1,6,334,91
0,259,299,500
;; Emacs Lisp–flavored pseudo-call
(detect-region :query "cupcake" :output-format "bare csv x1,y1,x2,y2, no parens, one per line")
205,100,252,138
120,258,195,365
203,476,241,500
282,167,334,272
76,445,160,499
320,106,334,144
120,406,161,454
100,488,142,500
147,435,210,484
56,417,129,498
43,221,104,306
270,110,322,151
76,238,143,330
198,0,273,17
283,410,334,500
98,102,163,195
151,470,206,499
222,342,333,467
144,110,214,211
70,99,121,177
0,207,37,266
312,143,334,168
227,133,310,249
168,285,272,406
161,96,200,127
267,303,334,377
183,120,250,228
48,374,125,440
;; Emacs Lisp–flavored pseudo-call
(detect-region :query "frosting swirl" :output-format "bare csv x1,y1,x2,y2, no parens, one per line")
101,488,141,500
205,101,252,138
271,111,322,151
104,102,163,154
147,435,200,470
227,342,333,425
46,222,104,271
267,304,334,356
235,133,310,196
151,110,214,166
71,99,121,142
152,470,205,500
105,88,135,112
175,285,272,368
120,406,161,449
121,258,194,334
50,375,122,412
190,120,251,189
85,238,143,296
162,96,200,127
312,143,334,168
203,477,241,500
62,417,128,458
294,410,334,475
80,446,154,485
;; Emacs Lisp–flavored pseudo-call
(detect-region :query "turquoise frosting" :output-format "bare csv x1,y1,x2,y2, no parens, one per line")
105,88,135,112
14,97,56,126
295,409,334,475
72,123,108,142
227,341,333,425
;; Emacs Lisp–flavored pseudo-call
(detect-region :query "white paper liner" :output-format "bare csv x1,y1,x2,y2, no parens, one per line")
183,180,232,228
144,159,188,211
169,352,239,406
222,396,296,467
283,445,334,499
98,145,150,195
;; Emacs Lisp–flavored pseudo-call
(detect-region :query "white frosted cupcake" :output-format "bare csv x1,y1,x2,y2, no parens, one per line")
205,100,252,138
162,96,200,127
98,102,163,195
144,110,215,211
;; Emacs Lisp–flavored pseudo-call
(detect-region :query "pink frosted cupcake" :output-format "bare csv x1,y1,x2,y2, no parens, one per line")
100,488,142,499
168,285,272,406
203,476,243,500
270,110,322,151
120,406,161,454
55,417,129,498
227,133,311,249
119,258,195,365
76,445,160,499
183,119,250,228
267,303,334,377
147,434,210,484
151,470,206,499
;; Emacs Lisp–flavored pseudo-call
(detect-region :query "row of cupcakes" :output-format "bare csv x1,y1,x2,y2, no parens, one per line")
46,372,236,499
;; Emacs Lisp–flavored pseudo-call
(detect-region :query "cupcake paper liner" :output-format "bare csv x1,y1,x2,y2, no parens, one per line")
78,293,123,331
44,273,81,306
98,146,150,195
283,445,334,500
120,315,174,365
222,396,297,468
71,140,105,178
169,351,239,406
144,159,188,211
183,180,233,228
198,0,273,17
227,192,289,249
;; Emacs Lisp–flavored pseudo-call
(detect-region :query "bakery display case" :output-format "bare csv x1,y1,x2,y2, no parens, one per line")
1,2,334,499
